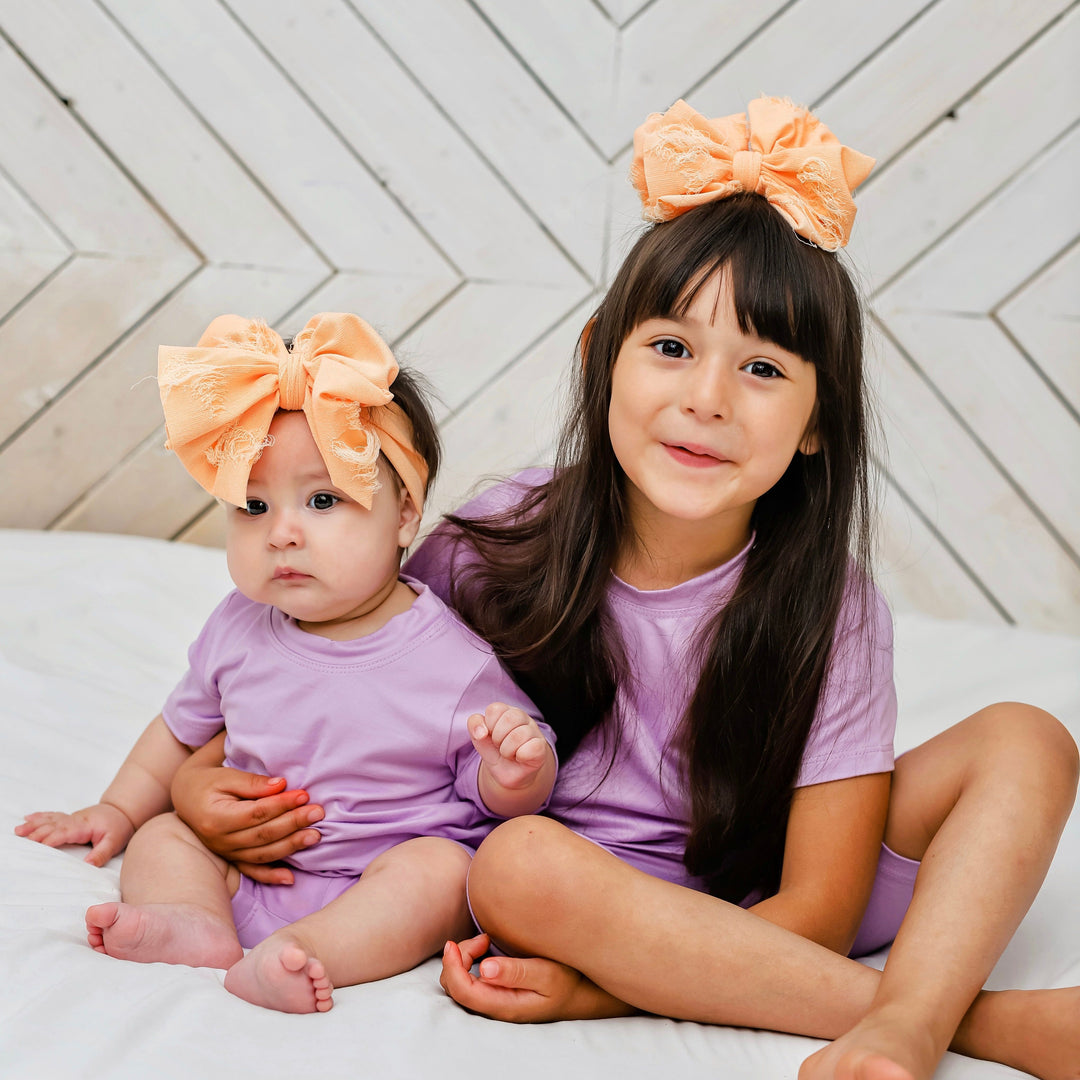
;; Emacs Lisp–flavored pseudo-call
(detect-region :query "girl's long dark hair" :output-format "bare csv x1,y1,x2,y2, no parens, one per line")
446,194,875,902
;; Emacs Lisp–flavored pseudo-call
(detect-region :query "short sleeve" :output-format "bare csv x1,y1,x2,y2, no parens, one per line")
796,581,896,787
161,592,239,748
445,653,557,818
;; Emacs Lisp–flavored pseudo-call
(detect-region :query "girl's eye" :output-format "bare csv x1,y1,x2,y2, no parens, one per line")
308,492,340,511
243,499,268,516
744,359,782,379
652,338,689,359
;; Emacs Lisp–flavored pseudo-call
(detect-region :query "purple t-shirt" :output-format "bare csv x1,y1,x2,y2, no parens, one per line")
163,579,549,877
405,470,896,891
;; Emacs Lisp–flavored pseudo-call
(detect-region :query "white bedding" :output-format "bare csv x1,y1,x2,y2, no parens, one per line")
1,529,1077,1080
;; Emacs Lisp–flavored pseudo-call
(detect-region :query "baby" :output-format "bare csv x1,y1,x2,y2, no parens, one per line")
16,312,555,1014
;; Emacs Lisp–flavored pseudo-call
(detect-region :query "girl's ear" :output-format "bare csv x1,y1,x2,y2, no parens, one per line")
799,428,820,455
397,487,422,549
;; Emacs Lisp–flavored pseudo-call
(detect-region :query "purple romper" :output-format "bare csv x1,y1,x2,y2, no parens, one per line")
406,470,918,957
163,579,551,948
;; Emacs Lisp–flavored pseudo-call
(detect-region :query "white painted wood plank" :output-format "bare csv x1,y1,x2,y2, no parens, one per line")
0,166,70,312
103,0,451,279
821,0,1073,165
177,501,226,547
613,0,789,156
0,252,197,444
1,0,326,273
231,0,576,286
276,272,460,348
876,475,1006,624
885,310,1080,555
878,125,1080,313
396,280,589,419
690,0,928,132
472,0,617,155
0,33,188,257
853,7,1080,286
356,0,608,276
54,427,210,540
998,241,1080,415
428,292,596,523
874,327,1080,632
0,264,326,529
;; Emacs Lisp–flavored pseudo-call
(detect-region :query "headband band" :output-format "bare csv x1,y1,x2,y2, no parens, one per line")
630,96,874,250
158,312,428,513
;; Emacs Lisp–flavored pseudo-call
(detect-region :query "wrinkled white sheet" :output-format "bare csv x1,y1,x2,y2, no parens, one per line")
1,529,1077,1080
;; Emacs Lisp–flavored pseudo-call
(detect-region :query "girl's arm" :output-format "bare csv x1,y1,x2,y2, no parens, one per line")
15,714,192,866
748,771,891,954
171,731,324,884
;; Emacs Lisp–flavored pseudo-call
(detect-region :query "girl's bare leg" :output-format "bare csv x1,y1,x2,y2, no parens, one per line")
801,703,1078,1080
85,811,243,969
224,836,474,1013
466,705,1077,1080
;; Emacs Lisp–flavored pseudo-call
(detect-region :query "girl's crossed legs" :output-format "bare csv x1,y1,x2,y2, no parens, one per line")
86,813,473,1013
449,704,1079,1080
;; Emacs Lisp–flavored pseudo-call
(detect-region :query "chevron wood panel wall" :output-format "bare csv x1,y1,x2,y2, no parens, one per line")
1,0,1077,633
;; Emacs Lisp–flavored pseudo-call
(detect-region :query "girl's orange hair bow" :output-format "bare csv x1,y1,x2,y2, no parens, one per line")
630,97,875,250
158,312,428,513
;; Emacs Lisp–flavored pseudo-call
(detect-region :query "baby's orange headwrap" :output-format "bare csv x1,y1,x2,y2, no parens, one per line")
630,96,874,250
157,312,428,513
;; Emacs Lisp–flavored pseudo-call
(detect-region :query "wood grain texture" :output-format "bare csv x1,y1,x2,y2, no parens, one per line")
0,0,1075,630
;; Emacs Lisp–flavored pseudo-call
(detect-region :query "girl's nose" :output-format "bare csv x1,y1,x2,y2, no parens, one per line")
681,360,729,419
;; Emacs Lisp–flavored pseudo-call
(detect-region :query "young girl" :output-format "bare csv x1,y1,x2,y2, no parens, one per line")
15,312,556,1015
170,101,1077,1079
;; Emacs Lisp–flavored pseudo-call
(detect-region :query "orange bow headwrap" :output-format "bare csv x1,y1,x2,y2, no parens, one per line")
158,312,428,513
630,97,874,250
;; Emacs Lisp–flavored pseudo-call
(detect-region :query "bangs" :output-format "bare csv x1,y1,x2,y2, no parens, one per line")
614,194,850,371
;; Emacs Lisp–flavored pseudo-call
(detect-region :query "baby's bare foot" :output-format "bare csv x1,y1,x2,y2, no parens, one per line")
799,1006,941,1080
224,935,334,1014
85,901,243,969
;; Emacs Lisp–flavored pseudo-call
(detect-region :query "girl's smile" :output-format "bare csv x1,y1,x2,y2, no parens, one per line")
609,273,818,580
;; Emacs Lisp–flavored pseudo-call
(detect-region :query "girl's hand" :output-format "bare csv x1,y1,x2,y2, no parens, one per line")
469,703,551,791
171,740,324,886
15,803,135,866
440,934,636,1022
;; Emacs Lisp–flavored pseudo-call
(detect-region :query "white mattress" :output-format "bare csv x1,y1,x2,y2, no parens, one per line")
1,529,1077,1080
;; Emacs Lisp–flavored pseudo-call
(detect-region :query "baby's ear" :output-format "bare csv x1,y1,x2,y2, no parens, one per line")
397,487,422,549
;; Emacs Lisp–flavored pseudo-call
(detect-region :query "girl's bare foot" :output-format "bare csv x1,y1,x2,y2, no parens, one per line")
85,901,243,969
798,1004,942,1080
223,934,334,1014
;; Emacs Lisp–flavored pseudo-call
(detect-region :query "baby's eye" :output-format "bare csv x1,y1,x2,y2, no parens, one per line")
308,492,340,511
744,359,782,379
652,338,689,359
243,499,268,516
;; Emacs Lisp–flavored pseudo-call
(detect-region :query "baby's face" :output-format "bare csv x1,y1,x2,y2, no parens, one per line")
224,411,418,631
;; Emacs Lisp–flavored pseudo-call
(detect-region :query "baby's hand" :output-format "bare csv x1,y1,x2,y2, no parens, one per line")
14,803,135,867
469,703,550,792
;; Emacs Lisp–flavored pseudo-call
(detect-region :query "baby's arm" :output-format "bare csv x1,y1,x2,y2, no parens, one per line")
15,714,192,866
469,703,556,818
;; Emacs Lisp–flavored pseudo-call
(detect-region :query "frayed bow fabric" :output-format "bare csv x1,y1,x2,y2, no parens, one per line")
157,312,428,512
630,97,875,250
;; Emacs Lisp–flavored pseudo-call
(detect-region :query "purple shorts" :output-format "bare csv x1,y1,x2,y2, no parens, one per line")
468,840,919,960
231,870,358,949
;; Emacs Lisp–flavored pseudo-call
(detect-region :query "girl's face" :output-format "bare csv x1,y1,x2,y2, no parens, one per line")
225,411,420,634
608,273,818,557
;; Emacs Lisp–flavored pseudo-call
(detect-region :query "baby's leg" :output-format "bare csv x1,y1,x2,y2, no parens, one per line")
800,703,1078,1080
86,811,243,969
224,836,472,1013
